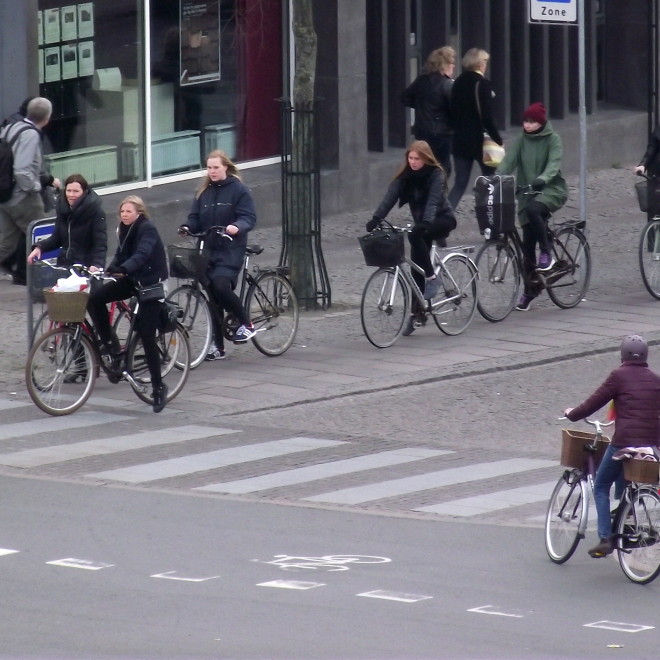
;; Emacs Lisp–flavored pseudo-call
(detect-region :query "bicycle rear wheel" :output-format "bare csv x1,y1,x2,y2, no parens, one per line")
639,220,660,300
112,303,134,353
546,228,591,309
247,273,299,356
126,325,191,405
474,239,520,322
616,487,660,584
360,267,409,348
432,253,478,336
25,327,97,416
167,285,212,368
544,470,588,564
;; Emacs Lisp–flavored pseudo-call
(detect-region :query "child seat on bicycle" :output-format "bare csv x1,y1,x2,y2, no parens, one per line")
180,150,257,358
496,102,568,310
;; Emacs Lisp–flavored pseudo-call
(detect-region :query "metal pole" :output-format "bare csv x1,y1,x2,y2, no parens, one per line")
578,0,587,227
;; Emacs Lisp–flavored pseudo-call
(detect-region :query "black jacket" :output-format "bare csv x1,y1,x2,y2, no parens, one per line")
401,72,453,137
36,189,107,268
108,215,168,286
639,125,660,177
450,70,502,160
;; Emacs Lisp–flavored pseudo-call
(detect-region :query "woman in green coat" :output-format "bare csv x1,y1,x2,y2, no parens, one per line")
496,102,568,310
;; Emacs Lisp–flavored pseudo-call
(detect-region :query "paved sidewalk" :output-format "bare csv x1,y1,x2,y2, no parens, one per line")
2,165,658,414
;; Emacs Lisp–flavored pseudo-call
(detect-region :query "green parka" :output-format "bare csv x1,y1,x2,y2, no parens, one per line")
496,120,568,226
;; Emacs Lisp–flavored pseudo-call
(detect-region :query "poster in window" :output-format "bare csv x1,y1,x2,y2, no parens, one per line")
61,44,78,79
37,11,44,46
39,49,45,84
61,5,78,41
44,47,61,83
179,0,220,86
43,8,61,44
78,3,95,39
78,41,95,77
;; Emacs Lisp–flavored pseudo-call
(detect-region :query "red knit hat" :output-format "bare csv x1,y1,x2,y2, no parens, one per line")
523,102,547,124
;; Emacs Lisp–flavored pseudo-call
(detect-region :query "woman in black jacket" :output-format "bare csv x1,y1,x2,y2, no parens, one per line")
366,140,457,336
401,46,455,177
448,48,503,211
87,195,169,412
28,173,106,269
634,125,660,221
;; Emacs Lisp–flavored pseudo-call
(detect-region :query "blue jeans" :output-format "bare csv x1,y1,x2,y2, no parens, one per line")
593,444,627,540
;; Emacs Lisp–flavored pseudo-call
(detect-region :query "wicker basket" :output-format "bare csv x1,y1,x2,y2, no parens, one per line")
561,429,610,469
168,245,209,279
44,289,89,323
623,459,660,485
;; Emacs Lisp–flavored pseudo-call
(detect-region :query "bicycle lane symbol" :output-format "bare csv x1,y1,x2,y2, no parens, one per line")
255,554,392,572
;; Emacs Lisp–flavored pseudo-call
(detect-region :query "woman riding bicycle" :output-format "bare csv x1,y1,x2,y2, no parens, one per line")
179,149,257,361
496,102,568,311
564,335,660,558
87,195,169,413
366,140,456,336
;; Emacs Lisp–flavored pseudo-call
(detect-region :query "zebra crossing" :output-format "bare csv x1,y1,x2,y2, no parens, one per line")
0,397,562,524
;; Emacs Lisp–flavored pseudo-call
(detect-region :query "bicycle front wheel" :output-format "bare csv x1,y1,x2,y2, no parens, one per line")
616,487,660,584
126,325,191,406
546,228,591,309
248,273,299,357
639,220,660,300
474,240,520,322
544,470,588,564
360,267,409,348
31,309,54,346
432,254,478,336
167,285,213,368
25,327,97,416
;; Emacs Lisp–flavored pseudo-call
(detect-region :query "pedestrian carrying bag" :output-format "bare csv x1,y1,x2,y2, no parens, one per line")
136,281,165,303
474,175,516,235
0,124,37,203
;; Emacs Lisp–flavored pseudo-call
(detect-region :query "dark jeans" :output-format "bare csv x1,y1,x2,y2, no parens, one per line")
520,200,552,297
210,274,250,346
594,444,628,540
408,214,457,290
448,156,495,211
416,132,452,180
87,278,163,388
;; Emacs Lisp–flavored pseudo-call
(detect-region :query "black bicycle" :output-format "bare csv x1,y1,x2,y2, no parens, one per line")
475,186,591,321
636,172,660,299
167,226,299,367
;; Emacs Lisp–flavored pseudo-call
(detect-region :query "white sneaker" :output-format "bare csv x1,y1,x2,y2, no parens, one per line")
205,344,226,361
234,324,256,342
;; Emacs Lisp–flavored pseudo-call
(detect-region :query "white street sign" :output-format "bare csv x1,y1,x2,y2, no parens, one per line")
529,0,577,23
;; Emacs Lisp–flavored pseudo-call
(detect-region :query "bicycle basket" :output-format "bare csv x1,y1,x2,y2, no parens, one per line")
560,429,610,469
636,180,649,213
44,289,89,323
636,179,660,214
358,229,405,268
168,245,210,279
623,458,660,485
30,261,69,303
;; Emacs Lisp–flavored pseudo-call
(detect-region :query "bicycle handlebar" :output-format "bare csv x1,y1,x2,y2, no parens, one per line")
178,225,233,241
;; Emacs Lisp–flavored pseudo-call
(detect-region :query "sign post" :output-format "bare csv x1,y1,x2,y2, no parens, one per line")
529,0,586,229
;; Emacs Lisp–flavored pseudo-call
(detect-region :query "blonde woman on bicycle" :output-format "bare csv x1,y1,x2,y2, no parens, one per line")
179,150,257,360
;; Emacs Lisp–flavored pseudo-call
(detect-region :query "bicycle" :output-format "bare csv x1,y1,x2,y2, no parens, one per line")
167,226,299,368
358,224,478,348
545,418,660,584
475,185,591,322
25,267,191,416
636,172,660,299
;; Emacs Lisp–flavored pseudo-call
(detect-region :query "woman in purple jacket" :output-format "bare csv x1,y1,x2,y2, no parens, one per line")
564,335,660,558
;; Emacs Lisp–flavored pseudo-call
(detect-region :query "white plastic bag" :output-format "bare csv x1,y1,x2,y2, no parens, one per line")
52,273,89,292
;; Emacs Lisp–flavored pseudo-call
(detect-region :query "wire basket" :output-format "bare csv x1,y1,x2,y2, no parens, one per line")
561,429,610,469
30,262,69,303
623,459,660,485
168,245,210,279
44,289,89,323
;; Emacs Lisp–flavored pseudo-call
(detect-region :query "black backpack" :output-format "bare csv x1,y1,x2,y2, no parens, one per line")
0,123,36,203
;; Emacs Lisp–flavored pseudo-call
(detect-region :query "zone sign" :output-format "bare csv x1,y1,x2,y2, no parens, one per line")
529,0,577,23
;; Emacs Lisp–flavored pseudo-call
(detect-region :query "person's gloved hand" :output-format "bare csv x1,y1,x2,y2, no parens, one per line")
531,178,545,191
365,217,381,232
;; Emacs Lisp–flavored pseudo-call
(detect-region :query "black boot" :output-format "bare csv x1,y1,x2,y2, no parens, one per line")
152,383,168,413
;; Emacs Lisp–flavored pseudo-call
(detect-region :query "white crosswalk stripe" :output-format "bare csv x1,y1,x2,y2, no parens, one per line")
0,412,133,441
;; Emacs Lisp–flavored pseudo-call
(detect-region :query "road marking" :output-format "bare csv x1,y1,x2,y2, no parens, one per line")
584,621,654,633
257,580,325,590
46,558,114,570
0,425,236,467
151,572,220,582
358,590,432,603
0,548,19,557
304,458,557,505
261,554,391,571
86,437,346,483
0,399,30,411
468,605,526,618
415,481,558,516
0,412,133,441
195,448,453,494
